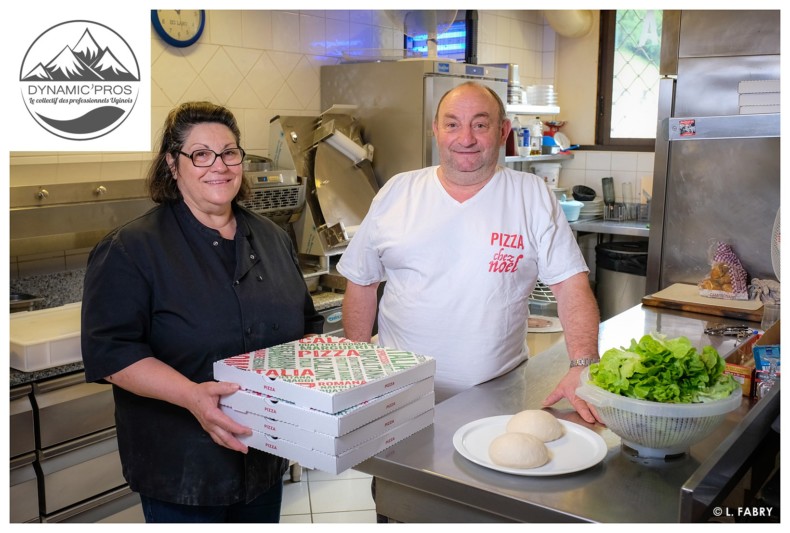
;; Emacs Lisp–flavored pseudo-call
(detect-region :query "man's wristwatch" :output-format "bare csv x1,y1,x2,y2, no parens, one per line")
569,357,600,368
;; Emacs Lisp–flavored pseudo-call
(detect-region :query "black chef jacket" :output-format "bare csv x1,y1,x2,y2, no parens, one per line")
81,200,324,506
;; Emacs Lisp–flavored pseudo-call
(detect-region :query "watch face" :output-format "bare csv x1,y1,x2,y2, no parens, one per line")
152,10,205,47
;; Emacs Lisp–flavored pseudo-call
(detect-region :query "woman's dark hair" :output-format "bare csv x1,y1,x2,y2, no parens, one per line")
146,101,250,203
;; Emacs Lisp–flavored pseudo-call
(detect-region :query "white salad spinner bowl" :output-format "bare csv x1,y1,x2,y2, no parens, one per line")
575,368,742,458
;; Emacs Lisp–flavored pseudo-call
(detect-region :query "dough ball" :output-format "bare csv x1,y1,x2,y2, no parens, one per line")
506,409,564,442
489,432,549,469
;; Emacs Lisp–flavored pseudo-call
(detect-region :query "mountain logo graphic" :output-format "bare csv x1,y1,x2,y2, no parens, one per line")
19,20,141,141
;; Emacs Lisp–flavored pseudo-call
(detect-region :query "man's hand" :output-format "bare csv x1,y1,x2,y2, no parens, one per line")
542,366,603,424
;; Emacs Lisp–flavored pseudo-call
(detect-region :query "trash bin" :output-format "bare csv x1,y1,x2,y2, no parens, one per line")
595,241,648,320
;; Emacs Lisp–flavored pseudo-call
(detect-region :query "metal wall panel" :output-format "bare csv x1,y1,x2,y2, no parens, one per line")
648,10,780,292
678,10,780,58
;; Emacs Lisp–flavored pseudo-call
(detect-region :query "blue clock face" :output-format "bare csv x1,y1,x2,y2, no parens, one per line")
151,10,205,48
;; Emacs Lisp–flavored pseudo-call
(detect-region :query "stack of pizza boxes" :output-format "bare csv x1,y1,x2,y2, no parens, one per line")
214,336,435,474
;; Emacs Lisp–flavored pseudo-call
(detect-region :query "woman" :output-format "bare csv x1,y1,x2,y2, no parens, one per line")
81,101,323,523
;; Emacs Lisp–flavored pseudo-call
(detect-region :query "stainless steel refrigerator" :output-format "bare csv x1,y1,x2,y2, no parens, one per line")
646,10,781,293
320,60,508,187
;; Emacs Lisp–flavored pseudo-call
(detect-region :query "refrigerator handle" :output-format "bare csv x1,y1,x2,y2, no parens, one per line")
645,77,676,294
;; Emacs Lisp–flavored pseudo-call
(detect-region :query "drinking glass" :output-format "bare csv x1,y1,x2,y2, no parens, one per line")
761,302,780,332
618,183,630,219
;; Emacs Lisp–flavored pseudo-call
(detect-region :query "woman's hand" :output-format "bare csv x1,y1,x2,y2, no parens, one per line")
184,380,253,453
106,358,253,453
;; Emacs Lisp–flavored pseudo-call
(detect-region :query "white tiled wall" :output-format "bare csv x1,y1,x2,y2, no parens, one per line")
149,9,554,160
558,150,655,283
10,9,654,279
10,9,558,170
559,150,655,203
477,10,555,86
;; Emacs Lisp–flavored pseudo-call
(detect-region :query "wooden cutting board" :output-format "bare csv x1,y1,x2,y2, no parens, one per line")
641,283,764,322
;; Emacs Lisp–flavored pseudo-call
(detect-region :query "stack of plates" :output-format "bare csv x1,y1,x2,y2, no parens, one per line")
578,199,603,219
508,83,523,104
526,85,558,106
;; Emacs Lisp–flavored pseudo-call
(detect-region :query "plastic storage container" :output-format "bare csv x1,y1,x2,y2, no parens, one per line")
576,368,742,458
531,162,562,188
595,241,648,320
10,302,82,371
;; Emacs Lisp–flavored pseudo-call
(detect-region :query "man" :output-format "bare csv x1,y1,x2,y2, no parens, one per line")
337,81,601,424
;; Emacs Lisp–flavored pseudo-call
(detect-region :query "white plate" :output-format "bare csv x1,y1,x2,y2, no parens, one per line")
554,132,571,151
453,416,607,476
527,315,563,333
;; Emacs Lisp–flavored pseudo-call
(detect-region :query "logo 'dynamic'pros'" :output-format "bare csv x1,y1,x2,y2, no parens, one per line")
19,20,140,141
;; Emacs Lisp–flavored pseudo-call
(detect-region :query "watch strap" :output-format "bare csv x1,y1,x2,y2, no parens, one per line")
569,357,600,368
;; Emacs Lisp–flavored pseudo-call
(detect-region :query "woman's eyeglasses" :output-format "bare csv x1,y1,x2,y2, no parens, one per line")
178,147,245,167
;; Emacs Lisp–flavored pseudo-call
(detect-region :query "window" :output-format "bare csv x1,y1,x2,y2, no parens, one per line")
403,10,476,63
597,10,663,149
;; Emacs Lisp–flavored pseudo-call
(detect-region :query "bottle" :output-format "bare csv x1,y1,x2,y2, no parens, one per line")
521,128,530,156
511,115,524,154
529,117,543,156
506,128,517,156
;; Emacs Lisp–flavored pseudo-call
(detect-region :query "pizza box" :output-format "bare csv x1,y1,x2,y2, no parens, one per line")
740,105,780,115
220,376,434,436
241,408,434,475
738,92,780,106
214,336,436,413
222,391,434,455
738,80,780,94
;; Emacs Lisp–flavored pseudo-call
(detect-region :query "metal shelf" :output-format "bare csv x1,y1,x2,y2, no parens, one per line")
505,153,574,164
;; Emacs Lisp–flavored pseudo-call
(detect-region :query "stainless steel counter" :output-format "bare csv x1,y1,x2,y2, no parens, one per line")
357,305,779,523
569,217,650,238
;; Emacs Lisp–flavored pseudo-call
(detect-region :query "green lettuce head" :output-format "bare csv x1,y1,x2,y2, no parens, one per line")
588,333,739,403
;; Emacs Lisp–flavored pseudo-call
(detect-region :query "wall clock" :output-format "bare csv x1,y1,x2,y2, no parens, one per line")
151,10,206,48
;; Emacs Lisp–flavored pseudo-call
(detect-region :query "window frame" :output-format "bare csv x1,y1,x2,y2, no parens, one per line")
595,10,657,151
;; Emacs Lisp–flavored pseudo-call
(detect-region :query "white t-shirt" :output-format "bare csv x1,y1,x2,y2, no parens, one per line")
337,166,588,401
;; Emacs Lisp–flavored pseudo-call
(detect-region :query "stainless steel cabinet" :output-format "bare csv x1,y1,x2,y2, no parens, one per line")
9,371,143,523
318,306,344,337
42,486,143,523
37,427,126,515
33,372,115,448
10,385,38,523
10,453,39,523
10,384,35,457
